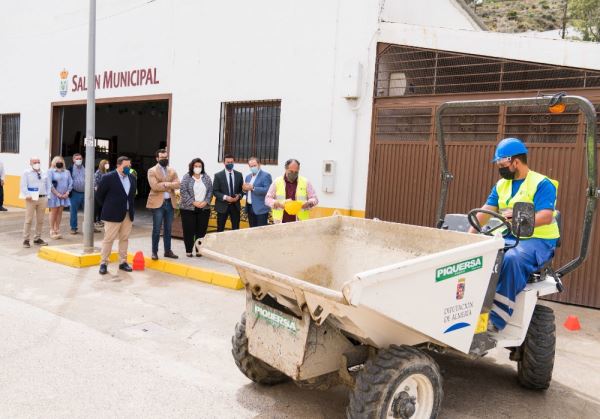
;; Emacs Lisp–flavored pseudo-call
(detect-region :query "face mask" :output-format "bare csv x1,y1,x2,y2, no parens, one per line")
104,163,110,170
123,167,131,175
193,167,202,175
250,167,259,175
56,162,64,169
158,159,169,167
32,163,41,171
286,172,298,182
74,159,83,166
499,166,515,180
225,163,234,171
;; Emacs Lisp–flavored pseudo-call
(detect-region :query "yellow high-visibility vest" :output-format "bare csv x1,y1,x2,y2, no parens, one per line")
496,170,560,240
272,176,309,222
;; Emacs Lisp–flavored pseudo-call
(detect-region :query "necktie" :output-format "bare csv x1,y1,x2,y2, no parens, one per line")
228,172,234,197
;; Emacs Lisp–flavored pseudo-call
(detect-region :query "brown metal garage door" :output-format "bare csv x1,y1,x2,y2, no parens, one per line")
366,90,600,308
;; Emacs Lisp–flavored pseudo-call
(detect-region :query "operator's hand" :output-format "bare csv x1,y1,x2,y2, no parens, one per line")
301,202,311,210
502,209,513,220
273,201,284,209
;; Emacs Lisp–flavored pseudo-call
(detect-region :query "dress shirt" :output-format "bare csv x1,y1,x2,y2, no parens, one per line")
247,170,260,205
119,172,131,209
20,168,48,197
161,166,170,199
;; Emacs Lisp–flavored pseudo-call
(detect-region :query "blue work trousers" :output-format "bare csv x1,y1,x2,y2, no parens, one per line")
152,199,174,254
70,191,85,230
490,238,556,330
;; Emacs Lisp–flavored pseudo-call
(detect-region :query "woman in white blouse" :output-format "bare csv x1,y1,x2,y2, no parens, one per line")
179,158,213,257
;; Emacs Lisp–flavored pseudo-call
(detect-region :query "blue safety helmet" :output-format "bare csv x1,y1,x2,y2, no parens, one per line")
492,138,528,162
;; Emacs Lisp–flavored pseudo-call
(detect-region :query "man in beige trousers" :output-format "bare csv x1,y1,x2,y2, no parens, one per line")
147,148,180,260
95,156,137,275
20,157,49,248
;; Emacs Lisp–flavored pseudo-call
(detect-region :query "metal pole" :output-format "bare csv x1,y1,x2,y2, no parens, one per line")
83,0,96,252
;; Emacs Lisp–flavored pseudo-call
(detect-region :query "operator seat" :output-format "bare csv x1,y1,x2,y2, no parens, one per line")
528,210,562,283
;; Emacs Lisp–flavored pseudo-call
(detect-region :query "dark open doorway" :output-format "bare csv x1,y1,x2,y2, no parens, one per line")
50,94,171,202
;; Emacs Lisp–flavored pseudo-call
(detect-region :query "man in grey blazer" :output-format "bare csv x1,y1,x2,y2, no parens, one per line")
242,157,272,227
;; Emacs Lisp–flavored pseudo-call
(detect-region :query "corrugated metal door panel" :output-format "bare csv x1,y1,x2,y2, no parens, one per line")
366,91,600,308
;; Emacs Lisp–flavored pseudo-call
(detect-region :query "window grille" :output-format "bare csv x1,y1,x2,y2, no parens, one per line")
0,114,20,153
218,100,280,164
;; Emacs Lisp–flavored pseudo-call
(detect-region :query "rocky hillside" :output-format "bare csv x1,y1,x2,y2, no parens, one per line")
467,0,567,33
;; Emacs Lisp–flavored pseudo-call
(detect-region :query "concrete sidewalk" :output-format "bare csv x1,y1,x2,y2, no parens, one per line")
1,205,600,418
0,206,238,285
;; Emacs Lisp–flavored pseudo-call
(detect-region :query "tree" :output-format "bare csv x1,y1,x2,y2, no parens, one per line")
570,0,600,41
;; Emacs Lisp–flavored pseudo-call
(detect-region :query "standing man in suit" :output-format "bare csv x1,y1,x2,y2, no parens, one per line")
96,156,137,275
147,148,180,260
242,157,272,227
212,154,243,232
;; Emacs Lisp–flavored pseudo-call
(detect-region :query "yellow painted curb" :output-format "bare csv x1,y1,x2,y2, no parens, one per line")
128,253,243,290
38,246,117,267
211,272,244,290
36,246,243,291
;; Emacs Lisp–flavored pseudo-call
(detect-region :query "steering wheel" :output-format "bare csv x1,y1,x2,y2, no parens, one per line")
467,208,512,236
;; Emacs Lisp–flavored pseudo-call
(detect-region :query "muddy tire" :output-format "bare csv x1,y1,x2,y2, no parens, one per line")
517,304,555,390
231,312,289,385
347,345,443,419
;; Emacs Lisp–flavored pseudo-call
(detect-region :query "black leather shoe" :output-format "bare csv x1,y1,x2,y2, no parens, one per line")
99,264,108,275
0,207,7,211
119,262,133,272
164,250,179,259
151,253,159,260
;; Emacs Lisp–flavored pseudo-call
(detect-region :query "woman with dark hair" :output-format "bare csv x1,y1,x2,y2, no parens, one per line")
94,159,110,228
179,158,213,257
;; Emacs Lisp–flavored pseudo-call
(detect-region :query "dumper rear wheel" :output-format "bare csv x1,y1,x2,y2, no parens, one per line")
347,345,442,419
231,312,289,385
517,304,555,390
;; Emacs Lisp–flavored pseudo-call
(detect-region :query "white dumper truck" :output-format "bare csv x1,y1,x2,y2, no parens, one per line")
200,95,598,418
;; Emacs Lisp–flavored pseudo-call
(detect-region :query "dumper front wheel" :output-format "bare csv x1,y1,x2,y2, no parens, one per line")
516,304,555,390
347,345,442,419
231,312,289,386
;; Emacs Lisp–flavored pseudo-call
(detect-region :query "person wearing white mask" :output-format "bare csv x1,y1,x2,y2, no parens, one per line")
179,157,213,257
68,153,86,234
20,157,49,247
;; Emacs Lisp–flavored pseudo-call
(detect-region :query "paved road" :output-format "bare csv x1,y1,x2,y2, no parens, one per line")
0,208,599,418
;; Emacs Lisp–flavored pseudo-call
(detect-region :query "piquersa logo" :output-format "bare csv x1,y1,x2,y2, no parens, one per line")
436,256,483,282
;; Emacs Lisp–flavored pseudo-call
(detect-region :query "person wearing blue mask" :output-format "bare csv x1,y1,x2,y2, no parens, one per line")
95,156,137,275
212,154,243,232
468,138,559,332
242,157,272,227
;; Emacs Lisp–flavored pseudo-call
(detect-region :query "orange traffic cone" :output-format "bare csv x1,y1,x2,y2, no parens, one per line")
132,251,145,271
563,315,581,331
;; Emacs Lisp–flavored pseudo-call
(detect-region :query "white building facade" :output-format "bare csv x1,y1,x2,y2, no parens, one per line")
0,0,483,214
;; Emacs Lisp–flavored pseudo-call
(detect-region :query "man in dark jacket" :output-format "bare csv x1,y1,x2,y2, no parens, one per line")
96,156,137,275
212,154,243,232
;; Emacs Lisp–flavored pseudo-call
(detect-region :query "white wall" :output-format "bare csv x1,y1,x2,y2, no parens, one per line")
0,0,482,211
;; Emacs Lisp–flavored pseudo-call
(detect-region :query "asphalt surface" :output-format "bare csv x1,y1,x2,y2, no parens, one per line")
0,207,599,418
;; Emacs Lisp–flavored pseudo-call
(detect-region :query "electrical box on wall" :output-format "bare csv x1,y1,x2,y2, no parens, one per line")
322,160,335,193
341,61,363,100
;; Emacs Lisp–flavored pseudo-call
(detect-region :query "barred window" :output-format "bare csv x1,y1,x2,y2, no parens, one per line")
218,100,280,164
0,114,20,153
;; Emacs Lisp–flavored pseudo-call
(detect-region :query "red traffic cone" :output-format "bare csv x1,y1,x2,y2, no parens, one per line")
132,251,145,271
563,315,581,331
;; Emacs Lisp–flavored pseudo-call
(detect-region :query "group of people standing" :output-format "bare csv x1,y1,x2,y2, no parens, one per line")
18,154,108,247
145,151,319,264
15,149,319,275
